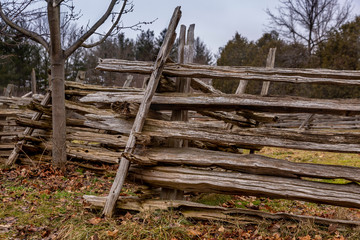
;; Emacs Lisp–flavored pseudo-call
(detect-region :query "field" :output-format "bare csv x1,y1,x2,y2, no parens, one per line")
1,148,360,240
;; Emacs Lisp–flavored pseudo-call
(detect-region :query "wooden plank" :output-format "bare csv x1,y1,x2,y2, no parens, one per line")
96,59,360,86
163,24,188,200
21,141,120,164
61,114,360,153
0,144,15,150
138,119,360,153
4,84,15,97
190,78,222,94
0,109,33,117
65,81,142,93
124,147,360,182
299,113,315,130
83,197,360,227
260,48,276,96
6,91,51,166
80,92,360,115
123,75,134,87
102,6,182,218
0,96,32,105
35,112,360,153
129,166,360,209
31,68,37,95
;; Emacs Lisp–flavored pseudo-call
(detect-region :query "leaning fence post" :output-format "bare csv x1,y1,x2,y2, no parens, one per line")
123,75,134,87
6,91,52,166
102,6,182,218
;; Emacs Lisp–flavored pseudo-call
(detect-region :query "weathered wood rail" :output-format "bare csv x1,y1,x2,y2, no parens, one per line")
0,97,32,161
92,53,360,219
97,59,360,86
5,8,360,225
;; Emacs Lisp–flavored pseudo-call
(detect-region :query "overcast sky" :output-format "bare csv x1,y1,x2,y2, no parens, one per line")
77,0,360,54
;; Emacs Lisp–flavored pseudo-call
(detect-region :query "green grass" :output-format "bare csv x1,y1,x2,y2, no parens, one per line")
2,148,360,239
261,147,360,167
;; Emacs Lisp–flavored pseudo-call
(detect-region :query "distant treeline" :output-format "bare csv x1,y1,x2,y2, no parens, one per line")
214,17,360,99
1,17,360,98
0,28,212,92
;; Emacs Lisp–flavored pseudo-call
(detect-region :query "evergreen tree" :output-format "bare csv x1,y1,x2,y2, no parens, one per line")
311,16,360,98
135,29,155,61
154,28,177,61
194,37,212,65
0,30,42,92
317,16,360,70
214,33,256,93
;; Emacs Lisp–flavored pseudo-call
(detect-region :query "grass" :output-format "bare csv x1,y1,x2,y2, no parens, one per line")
1,147,360,239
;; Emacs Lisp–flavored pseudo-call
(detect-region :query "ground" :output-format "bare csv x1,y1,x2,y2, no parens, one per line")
1,148,360,239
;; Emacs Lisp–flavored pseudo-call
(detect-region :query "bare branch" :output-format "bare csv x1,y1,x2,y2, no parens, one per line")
266,0,353,54
0,2,49,51
64,0,119,58
52,0,65,8
81,0,128,49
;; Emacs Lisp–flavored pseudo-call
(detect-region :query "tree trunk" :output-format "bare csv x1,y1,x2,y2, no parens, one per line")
48,3,67,169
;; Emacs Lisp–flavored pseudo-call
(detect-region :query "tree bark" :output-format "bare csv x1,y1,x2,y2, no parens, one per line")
48,3,67,169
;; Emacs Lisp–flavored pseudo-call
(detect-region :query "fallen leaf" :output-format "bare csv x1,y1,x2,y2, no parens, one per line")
187,229,202,236
218,226,225,232
299,235,311,240
107,229,119,237
314,235,322,240
328,224,338,234
268,223,281,232
272,233,281,240
124,212,133,220
90,233,100,240
89,217,102,225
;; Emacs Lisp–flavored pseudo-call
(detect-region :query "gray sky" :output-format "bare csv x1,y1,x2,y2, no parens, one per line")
78,0,360,54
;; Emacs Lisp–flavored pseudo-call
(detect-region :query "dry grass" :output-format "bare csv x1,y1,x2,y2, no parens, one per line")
1,147,360,239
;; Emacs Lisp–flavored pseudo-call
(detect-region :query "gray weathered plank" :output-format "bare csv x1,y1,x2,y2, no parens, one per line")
129,166,360,209
80,91,360,115
97,59,360,86
124,147,360,182
102,6,182,217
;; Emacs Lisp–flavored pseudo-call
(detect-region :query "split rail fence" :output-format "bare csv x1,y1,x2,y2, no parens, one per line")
3,6,360,225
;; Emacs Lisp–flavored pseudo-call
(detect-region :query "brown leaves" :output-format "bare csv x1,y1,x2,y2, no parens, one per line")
186,228,202,236
88,217,102,225
218,225,225,232
328,223,338,234
106,229,119,237
298,236,311,240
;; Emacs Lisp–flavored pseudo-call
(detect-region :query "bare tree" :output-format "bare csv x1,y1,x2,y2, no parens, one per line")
266,0,352,55
0,0,138,169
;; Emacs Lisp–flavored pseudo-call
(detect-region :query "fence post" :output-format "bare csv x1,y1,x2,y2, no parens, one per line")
123,75,134,87
261,48,277,96
161,24,195,200
31,68,37,95
4,84,15,97
102,7,182,217
75,71,86,83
